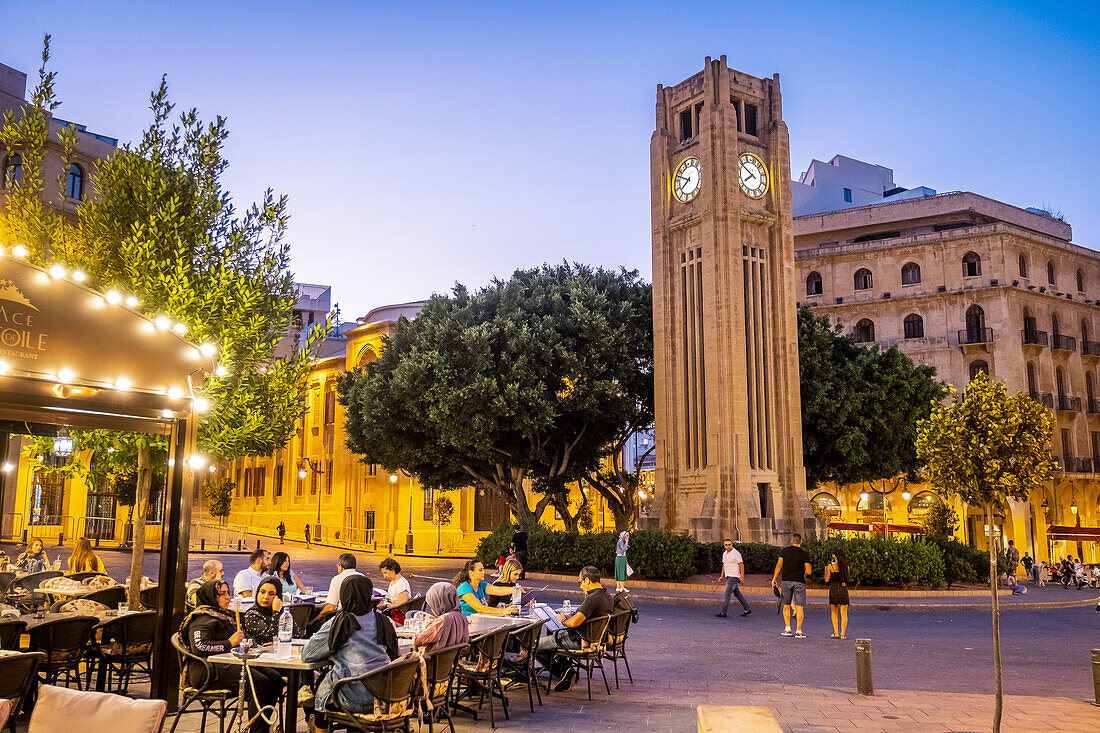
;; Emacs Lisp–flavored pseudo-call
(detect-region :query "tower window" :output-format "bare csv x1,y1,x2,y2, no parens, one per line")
843,188,852,203
969,360,989,381
66,163,84,200
854,268,873,291
3,153,22,188
901,262,921,285
962,251,981,277
1019,254,1028,278
730,97,741,132
854,319,875,343
679,108,694,142
806,271,822,296
744,104,758,136
1048,261,1056,285
904,313,924,339
1077,268,1084,293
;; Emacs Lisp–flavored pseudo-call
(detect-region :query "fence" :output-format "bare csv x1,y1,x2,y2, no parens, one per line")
190,521,248,551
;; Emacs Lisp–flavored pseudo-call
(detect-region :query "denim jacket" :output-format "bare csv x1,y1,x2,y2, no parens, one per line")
301,612,393,712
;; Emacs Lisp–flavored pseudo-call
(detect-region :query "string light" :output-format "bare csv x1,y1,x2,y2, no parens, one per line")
0,361,8,374
161,409,173,418
194,397,211,412
49,264,66,279
172,323,186,335
125,296,138,307
187,454,207,470
105,290,121,305
154,315,170,330
12,245,26,258
57,368,74,383
200,343,217,357
114,376,132,391
209,464,217,473
167,386,183,399
214,365,229,377
1,463,12,473
71,270,86,283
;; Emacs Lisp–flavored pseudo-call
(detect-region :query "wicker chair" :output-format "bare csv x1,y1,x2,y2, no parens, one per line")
81,586,127,609
7,571,61,612
502,618,546,712
65,572,106,582
0,651,44,733
166,632,239,733
603,609,635,688
325,654,422,732
287,603,316,636
87,611,156,693
0,572,16,600
419,642,466,733
139,585,159,610
27,616,97,688
388,594,425,617
544,614,611,700
0,620,27,651
452,627,511,728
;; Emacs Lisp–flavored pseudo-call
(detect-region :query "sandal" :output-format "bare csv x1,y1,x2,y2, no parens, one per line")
829,633,839,639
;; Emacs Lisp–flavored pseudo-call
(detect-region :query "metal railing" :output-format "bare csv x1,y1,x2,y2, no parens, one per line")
1088,399,1100,415
957,327,994,345
339,526,376,548
1083,340,1100,356
1021,329,1049,347
190,521,248,551
1029,391,1054,408
1052,333,1077,351
1057,395,1082,412
1060,456,1095,474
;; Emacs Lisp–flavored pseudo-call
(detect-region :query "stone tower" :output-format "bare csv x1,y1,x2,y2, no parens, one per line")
649,56,817,544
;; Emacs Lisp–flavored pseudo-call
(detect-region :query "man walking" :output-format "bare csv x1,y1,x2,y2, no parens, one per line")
277,521,286,545
715,538,751,618
1021,551,1034,583
1006,539,1020,581
771,533,812,638
304,523,312,549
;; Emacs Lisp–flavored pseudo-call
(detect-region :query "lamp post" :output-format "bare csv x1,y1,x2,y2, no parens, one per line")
389,473,414,554
300,458,324,540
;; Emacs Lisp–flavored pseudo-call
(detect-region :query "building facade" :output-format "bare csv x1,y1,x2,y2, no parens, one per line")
794,157,1099,562
650,57,816,544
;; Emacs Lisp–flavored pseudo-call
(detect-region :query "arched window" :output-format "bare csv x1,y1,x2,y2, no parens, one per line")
854,319,875,343
965,304,986,342
66,163,84,200
856,493,891,512
903,313,924,339
853,268,873,291
2,153,21,188
811,492,842,518
356,348,378,368
1077,269,1085,293
1019,253,1028,278
1023,307,1037,333
901,262,921,285
969,360,989,381
1027,361,1038,395
907,491,941,518
1082,319,1091,345
1056,367,1067,399
962,251,981,277
1052,313,1062,336
1048,261,1056,285
1087,372,1095,406
806,271,822,296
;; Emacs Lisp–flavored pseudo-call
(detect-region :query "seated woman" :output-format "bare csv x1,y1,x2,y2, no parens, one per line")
15,537,50,573
487,545,523,607
453,560,518,616
301,574,399,733
413,582,470,652
241,577,284,644
376,557,410,611
66,537,106,575
269,551,301,597
1006,574,1028,595
180,580,284,733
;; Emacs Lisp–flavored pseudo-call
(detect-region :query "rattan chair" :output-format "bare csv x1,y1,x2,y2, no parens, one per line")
502,618,546,712
452,627,511,728
287,603,316,636
65,572,107,582
88,611,156,693
603,609,635,688
0,651,44,733
139,585,159,610
420,642,466,733
389,594,425,617
8,571,61,612
81,586,127,609
0,620,27,651
27,615,97,688
0,572,16,600
545,614,611,700
325,654,422,732
166,632,239,733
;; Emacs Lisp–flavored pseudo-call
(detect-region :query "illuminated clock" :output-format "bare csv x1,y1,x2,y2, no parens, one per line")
738,152,769,199
672,157,701,203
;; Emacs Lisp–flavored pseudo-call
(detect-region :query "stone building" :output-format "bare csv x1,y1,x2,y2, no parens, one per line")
794,156,1100,562
650,57,816,544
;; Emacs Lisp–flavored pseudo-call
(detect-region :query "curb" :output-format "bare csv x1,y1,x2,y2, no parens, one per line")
598,592,1100,612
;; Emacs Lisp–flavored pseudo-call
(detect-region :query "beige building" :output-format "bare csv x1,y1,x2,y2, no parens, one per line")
794,160,1100,562
650,57,816,544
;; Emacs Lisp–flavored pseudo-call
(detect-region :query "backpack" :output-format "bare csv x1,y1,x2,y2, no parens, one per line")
612,590,638,624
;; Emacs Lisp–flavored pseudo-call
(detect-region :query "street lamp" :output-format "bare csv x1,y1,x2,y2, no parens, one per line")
300,458,324,538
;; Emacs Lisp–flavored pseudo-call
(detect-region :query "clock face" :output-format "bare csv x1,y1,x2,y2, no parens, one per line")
673,157,701,203
738,152,769,199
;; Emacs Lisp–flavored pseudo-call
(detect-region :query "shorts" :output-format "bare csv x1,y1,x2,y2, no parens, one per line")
780,580,806,607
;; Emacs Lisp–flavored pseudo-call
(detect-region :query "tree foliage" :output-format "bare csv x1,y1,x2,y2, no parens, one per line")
203,476,234,523
338,263,651,526
798,306,944,490
921,500,959,539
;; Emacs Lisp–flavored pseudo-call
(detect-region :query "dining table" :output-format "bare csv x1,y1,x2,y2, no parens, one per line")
208,642,328,733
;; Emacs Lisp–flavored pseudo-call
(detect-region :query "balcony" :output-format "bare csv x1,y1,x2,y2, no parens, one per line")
957,327,993,346
1029,391,1054,408
1060,456,1095,474
1056,395,1082,412
1088,399,1100,415
1052,333,1077,352
1021,329,1049,347
1083,340,1100,358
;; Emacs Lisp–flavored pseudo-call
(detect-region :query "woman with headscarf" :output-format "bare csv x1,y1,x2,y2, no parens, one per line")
300,574,399,733
413,582,470,652
179,580,284,733
241,576,284,644
614,531,631,592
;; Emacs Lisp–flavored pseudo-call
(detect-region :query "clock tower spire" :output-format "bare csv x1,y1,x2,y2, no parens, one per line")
649,56,818,544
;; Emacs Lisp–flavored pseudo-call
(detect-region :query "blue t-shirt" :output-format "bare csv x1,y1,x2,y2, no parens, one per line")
456,580,487,616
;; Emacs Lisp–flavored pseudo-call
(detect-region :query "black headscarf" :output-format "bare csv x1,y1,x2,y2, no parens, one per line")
328,574,375,651
253,577,283,618
180,579,233,634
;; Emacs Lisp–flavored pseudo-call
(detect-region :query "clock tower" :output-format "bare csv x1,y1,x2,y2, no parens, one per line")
649,56,817,544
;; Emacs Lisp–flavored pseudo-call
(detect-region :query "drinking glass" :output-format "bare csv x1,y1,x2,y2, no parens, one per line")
562,599,571,610
118,602,129,614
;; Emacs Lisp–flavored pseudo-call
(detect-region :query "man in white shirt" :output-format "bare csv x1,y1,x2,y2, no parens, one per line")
715,538,751,618
233,549,270,598
321,552,363,614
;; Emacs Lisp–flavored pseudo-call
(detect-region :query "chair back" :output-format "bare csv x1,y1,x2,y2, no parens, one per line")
171,631,214,691
10,570,62,594
467,625,510,672
0,571,16,596
28,683,167,733
287,603,314,636
0,619,27,650
28,616,98,669
508,617,546,654
607,609,632,646
390,594,425,616
96,611,156,661
50,598,108,614
332,654,421,720
66,572,106,582
575,614,611,650
139,585,158,609
83,586,127,608
0,651,44,703
423,641,465,702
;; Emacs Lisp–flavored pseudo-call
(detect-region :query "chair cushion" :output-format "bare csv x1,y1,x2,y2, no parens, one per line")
0,699,10,730
60,599,109,614
28,684,167,733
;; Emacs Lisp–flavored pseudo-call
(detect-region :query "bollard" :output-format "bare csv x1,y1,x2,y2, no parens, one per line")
1092,649,1100,707
237,539,242,552
200,538,206,552
256,538,260,550
855,638,873,696
57,532,63,546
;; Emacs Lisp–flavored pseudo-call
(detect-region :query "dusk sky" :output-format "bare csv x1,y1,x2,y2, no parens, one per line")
4,2,1098,318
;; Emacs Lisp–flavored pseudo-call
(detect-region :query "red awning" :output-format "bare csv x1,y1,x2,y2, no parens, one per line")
1047,525,1100,542
883,523,924,534
828,522,871,532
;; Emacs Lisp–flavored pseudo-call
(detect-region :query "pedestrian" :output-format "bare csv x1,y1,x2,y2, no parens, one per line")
825,549,850,639
305,523,312,549
1037,561,1048,586
614,531,631,592
511,524,528,579
1006,539,1020,579
771,533,812,639
715,538,751,618
277,521,286,545
1021,552,1033,583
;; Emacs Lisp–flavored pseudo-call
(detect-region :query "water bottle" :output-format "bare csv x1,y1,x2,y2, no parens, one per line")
277,607,293,657
511,585,522,607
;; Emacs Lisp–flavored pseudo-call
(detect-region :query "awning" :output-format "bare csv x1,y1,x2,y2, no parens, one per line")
873,523,924,534
1047,525,1100,542
828,522,871,532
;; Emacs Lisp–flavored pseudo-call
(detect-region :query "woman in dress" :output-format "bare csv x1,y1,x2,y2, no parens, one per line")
269,551,301,597
180,580,283,733
66,537,106,574
452,560,518,617
376,557,410,611
15,537,49,573
241,576,284,644
300,574,399,733
614,531,631,592
413,582,470,653
825,549,850,639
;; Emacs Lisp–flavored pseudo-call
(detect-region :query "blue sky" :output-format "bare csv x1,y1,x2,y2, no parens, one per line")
4,1,1099,317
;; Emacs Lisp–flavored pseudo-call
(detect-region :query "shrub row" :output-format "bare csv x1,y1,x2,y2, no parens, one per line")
475,524,983,587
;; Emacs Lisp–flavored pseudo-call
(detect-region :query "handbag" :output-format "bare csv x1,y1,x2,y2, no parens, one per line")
626,564,634,577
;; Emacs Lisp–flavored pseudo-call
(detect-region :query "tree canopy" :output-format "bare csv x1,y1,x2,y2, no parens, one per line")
338,263,652,525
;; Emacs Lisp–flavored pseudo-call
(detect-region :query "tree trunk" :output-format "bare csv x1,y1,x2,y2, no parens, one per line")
986,502,1003,733
127,445,151,610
